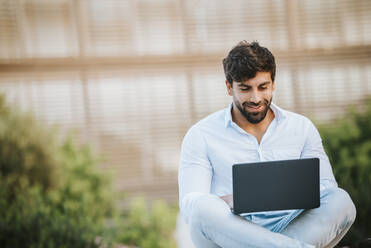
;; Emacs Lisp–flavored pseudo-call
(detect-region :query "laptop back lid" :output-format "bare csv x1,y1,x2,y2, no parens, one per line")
232,158,320,215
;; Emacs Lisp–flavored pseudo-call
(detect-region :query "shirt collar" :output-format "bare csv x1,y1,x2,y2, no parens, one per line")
224,102,286,128
224,103,233,127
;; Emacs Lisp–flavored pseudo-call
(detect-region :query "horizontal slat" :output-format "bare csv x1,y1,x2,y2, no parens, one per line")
1,44,371,73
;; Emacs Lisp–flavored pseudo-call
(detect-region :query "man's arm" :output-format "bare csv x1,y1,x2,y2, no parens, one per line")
178,126,213,224
301,120,338,191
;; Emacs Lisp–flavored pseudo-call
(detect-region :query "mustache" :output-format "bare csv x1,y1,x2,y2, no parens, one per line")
243,100,269,107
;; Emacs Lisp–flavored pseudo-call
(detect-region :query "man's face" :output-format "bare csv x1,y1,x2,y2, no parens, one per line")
226,71,274,124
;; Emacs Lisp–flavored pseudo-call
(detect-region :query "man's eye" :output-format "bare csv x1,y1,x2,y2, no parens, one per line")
240,88,250,91
260,87,267,90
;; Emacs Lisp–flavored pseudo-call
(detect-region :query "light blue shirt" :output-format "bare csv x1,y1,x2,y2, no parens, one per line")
178,103,337,232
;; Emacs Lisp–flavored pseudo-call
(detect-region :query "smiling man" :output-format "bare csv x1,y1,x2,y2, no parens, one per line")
178,41,356,248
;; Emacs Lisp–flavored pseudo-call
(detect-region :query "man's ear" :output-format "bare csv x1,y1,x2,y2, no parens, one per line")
226,80,233,96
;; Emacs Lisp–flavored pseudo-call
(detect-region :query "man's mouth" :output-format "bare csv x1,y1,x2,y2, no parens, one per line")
244,104,263,111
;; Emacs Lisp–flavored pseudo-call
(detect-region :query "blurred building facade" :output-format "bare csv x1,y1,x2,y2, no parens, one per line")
0,0,370,205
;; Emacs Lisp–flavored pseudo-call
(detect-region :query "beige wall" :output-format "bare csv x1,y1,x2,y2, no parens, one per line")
0,0,370,205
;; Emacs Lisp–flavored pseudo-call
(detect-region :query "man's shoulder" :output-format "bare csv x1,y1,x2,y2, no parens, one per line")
186,108,227,135
277,105,315,130
197,108,227,125
276,105,310,122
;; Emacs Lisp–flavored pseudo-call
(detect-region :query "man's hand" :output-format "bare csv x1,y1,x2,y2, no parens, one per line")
220,194,233,209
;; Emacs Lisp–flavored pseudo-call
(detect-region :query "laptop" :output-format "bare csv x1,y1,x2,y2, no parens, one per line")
232,158,320,215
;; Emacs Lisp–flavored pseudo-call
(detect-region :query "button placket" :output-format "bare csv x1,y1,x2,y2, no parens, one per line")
258,147,263,161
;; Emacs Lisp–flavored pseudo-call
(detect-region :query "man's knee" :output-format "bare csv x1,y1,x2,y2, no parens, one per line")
189,194,223,243
190,195,223,223
189,194,230,232
324,187,356,225
189,195,210,229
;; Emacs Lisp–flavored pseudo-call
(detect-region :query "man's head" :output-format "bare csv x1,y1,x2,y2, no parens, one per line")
223,41,276,124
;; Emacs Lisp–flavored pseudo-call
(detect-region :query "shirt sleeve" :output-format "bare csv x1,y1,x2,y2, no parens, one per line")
178,126,213,224
301,120,338,191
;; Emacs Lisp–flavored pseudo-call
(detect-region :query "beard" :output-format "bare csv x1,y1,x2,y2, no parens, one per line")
234,97,272,124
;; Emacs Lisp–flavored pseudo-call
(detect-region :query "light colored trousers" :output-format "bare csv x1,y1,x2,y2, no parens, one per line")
189,187,356,248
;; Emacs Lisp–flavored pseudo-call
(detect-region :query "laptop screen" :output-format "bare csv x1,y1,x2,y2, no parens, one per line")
232,158,320,214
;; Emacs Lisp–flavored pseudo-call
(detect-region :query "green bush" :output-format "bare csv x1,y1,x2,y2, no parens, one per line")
0,95,60,192
0,94,178,248
319,98,371,246
0,182,103,248
0,94,113,247
114,198,178,248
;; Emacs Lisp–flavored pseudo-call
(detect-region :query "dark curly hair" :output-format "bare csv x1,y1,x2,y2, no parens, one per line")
223,41,276,86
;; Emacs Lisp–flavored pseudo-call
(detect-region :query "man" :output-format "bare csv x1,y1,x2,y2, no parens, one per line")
178,41,356,248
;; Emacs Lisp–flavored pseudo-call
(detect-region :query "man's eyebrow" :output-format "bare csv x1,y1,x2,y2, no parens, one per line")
237,81,271,87
259,81,271,86
237,83,250,87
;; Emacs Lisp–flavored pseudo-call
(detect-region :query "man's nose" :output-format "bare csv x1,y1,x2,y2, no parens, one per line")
249,90,261,103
